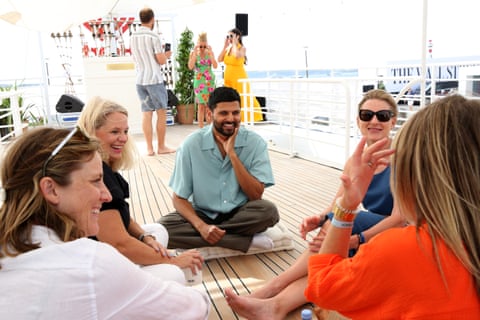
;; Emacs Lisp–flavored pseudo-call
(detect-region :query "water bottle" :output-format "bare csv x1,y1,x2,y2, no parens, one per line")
301,308,313,320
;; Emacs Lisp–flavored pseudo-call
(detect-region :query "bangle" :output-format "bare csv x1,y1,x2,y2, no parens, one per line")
138,233,155,242
332,198,360,222
330,217,354,228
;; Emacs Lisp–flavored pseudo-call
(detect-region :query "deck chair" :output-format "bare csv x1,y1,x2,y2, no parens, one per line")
55,94,84,128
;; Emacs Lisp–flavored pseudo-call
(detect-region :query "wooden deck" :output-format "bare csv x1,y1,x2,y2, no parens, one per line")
123,124,345,320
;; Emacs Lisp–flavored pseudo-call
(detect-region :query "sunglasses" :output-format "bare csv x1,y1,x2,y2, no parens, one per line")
41,127,79,177
199,45,207,49
359,109,395,122
226,34,233,39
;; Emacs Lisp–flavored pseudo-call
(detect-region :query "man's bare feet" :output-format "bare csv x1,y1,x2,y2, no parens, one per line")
225,288,283,320
157,147,176,154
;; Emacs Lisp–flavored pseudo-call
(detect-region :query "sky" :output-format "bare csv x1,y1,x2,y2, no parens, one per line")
1,0,480,82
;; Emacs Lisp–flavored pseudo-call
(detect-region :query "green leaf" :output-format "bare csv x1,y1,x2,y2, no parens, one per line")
174,27,195,106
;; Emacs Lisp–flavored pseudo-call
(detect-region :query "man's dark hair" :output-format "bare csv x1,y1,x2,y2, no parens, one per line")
139,8,154,24
208,87,241,111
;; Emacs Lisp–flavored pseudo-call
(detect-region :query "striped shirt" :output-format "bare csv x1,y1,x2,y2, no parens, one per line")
130,26,165,85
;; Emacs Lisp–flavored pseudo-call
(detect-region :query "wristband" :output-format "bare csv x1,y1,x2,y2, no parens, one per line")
330,217,354,228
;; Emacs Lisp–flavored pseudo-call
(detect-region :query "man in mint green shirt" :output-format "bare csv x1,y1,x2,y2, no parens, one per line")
160,87,279,252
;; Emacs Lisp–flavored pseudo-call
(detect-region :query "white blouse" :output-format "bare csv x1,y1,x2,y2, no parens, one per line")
0,226,210,319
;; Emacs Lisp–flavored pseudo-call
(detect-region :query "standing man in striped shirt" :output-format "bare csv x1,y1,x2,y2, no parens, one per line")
131,7,175,155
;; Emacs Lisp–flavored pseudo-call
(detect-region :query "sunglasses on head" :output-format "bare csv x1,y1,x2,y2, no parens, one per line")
359,109,395,122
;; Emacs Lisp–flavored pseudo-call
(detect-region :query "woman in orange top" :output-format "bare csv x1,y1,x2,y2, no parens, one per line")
305,95,480,318
218,28,262,123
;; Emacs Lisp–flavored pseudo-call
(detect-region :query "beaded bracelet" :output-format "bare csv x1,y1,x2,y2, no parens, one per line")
330,217,354,228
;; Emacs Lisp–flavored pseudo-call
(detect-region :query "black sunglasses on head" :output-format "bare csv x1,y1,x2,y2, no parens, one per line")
359,109,395,122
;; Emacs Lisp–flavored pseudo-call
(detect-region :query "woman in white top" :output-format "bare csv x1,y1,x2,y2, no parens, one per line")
0,127,210,319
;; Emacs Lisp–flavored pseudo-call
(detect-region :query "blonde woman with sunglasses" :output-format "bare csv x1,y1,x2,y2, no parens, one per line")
305,94,480,318
225,89,406,319
188,32,218,128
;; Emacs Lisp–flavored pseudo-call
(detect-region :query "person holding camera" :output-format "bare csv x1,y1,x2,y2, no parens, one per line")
218,28,263,123
188,32,218,128
130,7,174,156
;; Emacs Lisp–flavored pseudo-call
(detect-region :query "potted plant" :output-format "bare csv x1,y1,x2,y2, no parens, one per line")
174,27,195,124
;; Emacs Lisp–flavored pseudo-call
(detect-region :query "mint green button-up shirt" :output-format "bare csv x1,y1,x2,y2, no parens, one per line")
169,125,274,219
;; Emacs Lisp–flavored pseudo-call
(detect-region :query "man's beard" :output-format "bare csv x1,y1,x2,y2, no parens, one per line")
213,119,237,137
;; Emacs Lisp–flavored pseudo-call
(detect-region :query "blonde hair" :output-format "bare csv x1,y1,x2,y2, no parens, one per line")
77,96,137,171
198,32,207,43
392,94,480,294
358,89,398,115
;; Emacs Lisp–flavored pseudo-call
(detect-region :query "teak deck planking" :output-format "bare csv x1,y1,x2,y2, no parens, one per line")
123,124,347,320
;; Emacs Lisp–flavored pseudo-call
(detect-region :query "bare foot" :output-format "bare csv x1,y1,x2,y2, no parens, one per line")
225,288,282,320
147,149,155,156
248,279,281,299
157,147,176,154
314,305,330,320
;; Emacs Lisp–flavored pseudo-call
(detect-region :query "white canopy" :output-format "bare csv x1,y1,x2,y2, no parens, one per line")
0,0,207,32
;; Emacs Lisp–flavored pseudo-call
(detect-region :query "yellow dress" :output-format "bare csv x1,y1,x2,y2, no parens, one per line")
223,47,263,122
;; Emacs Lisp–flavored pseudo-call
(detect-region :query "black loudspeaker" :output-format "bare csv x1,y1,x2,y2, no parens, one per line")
167,89,179,107
55,94,84,113
235,13,248,36
362,85,375,93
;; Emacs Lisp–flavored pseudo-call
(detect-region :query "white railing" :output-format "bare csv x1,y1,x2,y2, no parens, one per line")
0,75,86,144
3,60,480,167
240,78,355,169
0,90,24,143
239,72,480,169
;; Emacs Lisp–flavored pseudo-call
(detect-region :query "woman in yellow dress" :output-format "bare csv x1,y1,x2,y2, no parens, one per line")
218,28,263,122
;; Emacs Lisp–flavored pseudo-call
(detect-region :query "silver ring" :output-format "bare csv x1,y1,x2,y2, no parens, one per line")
367,161,373,168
